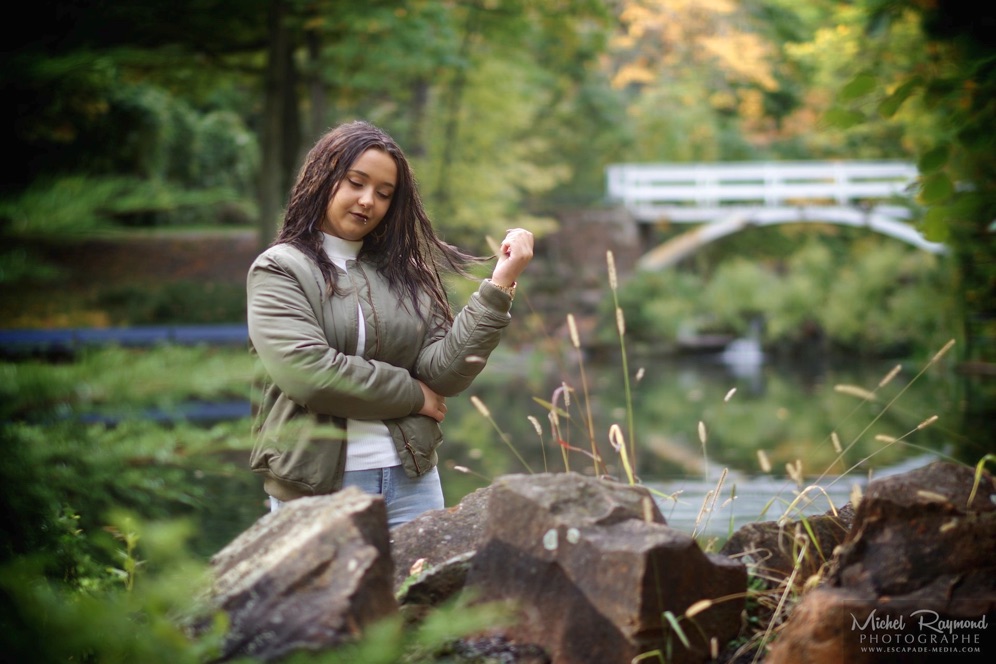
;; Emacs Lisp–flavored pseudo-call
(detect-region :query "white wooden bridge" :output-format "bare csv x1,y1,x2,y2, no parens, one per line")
605,160,946,269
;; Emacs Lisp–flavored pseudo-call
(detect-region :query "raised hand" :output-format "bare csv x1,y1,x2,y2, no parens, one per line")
491,228,534,288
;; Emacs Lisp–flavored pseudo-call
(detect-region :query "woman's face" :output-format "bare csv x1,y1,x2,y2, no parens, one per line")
323,148,397,241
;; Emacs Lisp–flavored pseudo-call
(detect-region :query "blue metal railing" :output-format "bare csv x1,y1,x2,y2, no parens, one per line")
0,324,249,353
2,324,253,424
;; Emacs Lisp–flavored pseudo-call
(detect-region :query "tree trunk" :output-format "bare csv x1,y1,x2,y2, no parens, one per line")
408,78,430,158
257,0,294,251
306,28,328,148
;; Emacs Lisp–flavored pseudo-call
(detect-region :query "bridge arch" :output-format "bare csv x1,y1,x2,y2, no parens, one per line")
604,160,948,269
637,206,947,270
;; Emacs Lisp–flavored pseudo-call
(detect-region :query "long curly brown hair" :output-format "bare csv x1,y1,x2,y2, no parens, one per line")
274,120,481,323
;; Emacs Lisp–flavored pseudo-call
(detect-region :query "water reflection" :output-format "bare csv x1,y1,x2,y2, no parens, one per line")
443,347,975,537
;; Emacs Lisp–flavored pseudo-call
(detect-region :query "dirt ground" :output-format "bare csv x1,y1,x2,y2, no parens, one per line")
3,230,264,328
26,230,263,286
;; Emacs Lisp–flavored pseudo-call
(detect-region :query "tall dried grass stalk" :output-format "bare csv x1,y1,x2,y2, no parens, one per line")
809,339,956,501
692,468,728,539
966,454,996,508
607,251,638,472
609,423,635,485
752,538,810,664
471,395,533,473
567,313,602,475
780,484,839,524
527,414,548,473
548,384,571,471
698,420,709,482
840,415,939,481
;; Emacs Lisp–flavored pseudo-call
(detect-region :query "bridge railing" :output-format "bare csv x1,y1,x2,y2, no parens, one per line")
606,160,919,222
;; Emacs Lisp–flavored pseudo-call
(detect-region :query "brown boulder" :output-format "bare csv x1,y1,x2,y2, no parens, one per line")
391,483,493,593
768,461,996,663
465,473,745,664
208,488,397,661
720,505,853,590
827,461,996,597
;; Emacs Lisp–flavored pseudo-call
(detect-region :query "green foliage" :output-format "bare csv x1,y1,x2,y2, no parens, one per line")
3,46,258,235
609,234,956,357
0,336,515,662
1,175,254,236
0,421,230,559
0,343,261,564
702,260,781,334
0,245,62,284
2,175,150,235
414,55,570,244
803,1,996,362
1,345,254,422
0,518,228,664
95,280,247,325
599,270,704,345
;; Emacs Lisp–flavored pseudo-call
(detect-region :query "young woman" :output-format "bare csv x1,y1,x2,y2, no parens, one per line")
247,120,533,527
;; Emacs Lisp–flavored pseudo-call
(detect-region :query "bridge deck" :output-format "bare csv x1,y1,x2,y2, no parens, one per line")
607,160,918,223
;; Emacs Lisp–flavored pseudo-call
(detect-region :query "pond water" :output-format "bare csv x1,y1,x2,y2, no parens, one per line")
432,341,982,540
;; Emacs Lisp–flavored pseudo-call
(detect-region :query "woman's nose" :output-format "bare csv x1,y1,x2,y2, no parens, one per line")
358,187,373,208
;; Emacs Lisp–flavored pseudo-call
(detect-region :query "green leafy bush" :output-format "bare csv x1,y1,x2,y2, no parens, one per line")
95,280,247,325
609,236,956,357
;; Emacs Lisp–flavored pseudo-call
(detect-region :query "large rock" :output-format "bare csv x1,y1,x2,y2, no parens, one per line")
464,473,746,664
208,488,397,662
391,483,494,593
827,461,996,597
720,504,853,590
768,461,996,663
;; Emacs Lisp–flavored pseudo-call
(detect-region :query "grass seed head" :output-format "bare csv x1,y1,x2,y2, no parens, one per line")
567,314,580,349
850,483,863,509
878,364,902,387
786,459,803,485
757,449,772,473
834,384,877,401
470,395,490,418
685,598,713,618
929,338,956,365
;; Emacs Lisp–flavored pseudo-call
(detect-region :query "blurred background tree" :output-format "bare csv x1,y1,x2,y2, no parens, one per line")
1,0,992,363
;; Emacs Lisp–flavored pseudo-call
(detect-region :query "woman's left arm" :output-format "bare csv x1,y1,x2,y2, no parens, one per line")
415,229,533,395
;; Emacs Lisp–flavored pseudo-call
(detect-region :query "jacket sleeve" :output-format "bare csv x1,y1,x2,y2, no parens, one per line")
414,278,513,396
247,250,425,419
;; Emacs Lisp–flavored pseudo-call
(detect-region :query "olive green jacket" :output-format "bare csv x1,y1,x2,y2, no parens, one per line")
247,243,512,500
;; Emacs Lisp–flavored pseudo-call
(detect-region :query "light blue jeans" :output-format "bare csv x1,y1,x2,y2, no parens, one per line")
269,465,444,529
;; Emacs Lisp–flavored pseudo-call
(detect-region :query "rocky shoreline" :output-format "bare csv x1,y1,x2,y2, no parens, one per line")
202,460,995,663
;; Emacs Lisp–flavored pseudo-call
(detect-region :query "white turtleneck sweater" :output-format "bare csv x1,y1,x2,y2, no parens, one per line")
322,233,403,471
